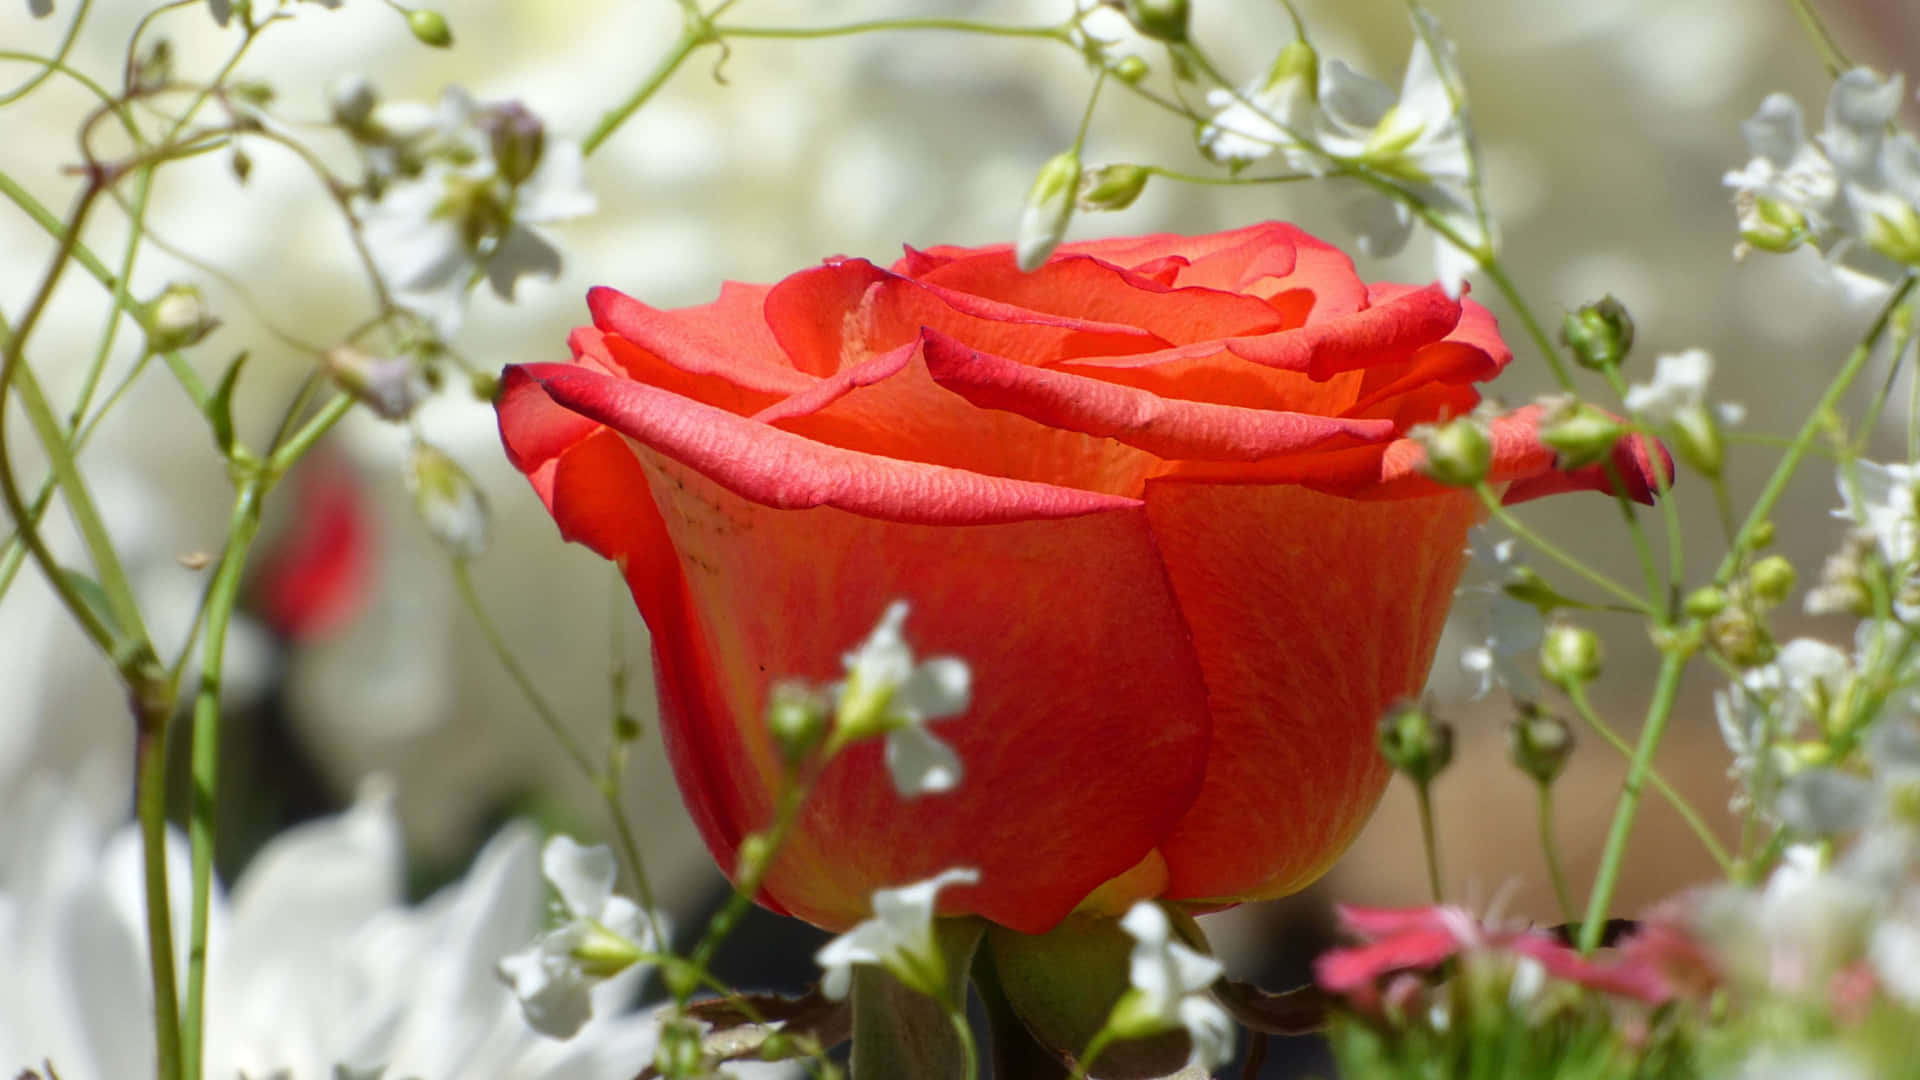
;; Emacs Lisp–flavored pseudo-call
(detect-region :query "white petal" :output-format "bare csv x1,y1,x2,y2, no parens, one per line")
518,140,598,222
498,944,594,1039
542,836,618,920
1177,996,1236,1071
896,657,971,723
885,722,963,797
486,224,564,301
843,601,914,689
1821,68,1904,179
1339,192,1414,258
1320,60,1394,132
1743,93,1810,167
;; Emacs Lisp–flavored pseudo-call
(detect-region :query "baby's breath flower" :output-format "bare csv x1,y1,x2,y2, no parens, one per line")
496,836,662,1039
814,868,979,1001
832,601,970,798
1108,902,1234,1072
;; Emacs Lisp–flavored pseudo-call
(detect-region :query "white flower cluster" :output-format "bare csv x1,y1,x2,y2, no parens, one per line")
1198,12,1483,296
347,85,596,339
1725,68,1920,300
831,601,971,798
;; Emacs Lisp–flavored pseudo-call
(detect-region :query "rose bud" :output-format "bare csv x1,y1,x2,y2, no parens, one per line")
497,222,1669,934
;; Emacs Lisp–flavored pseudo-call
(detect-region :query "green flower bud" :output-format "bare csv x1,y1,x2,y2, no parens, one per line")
469,369,500,401
1670,403,1724,477
483,101,546,186
573,921,643,977
407,8,454,47
1867,204,1920,266
1559,296,1635,370
1749,554,1797,608
767,679,829,765
1683,585,1729,618
1749,520,1776,549
325,345,425,421
1123,0,1189,43
144,283,219,353
1707,604,1774,668
1539,624,1602,690
759,1032,795,1061
1078,164,1151,212
1017,151,1081,272
734,831,774,881
1508,703,1575,785
1739,196,1809,253
1415,417,1492,487
1539,402,1625,469
1114,55,1150,84
1377,702,1453,784
654,1018,707,1078
613,711,644,742
407,442,489,559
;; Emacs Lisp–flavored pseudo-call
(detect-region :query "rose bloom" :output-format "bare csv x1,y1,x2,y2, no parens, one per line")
496,223,1658,935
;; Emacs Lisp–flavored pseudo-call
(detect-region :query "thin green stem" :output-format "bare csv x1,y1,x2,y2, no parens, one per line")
1477,259,1578,391
448,560,596,777
1856,307,1912,450
1566,682,1730,871
1073,1027,1117,1080
1577,648,1690,954
948,998,981,1080
1785,0,1854,77
1473,485,1653,613
0,0,94,104
181,483,263,1080
715,17,1067,42
135,711,183,1080
1142,164,1315,187
1714,276,1916,586
682,772,815,998
1414,778,1445,903
1535,783,1577,926
582,29,703,156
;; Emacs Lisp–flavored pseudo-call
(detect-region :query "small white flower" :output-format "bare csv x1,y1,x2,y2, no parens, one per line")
1869,915,1920,1005
1727,68,1920,292
497,836,658,1040
1110,902,1233,1073
1199,41,1321,172
1837,459,1920,571
1316,13,1481,296
406,442,490,560
1622,348,1713,425
1453,528,1543,700
834,601,971,797
814,867,979,1001
360,90,595,339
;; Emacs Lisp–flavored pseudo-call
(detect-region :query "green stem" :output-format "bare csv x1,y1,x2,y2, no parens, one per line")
581,29,703,156
1713,276,1916,586
135,707,184,1080
682,774,815,998
1073,1028,1116,1080
1473,484,1653,613
1785,0,1854,77
948,998,982,1080
1535,783,1577,927
1477,259,1578,392
181,484,263,1080
1414,778,1445,903
1564,683,1731,871
715,17,1067,42
1577,647,1689,953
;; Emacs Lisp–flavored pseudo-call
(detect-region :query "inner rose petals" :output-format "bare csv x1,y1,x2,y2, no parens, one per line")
760,259,1162,377
921,329,1397,463
912,251,1289,346
587,284,809,398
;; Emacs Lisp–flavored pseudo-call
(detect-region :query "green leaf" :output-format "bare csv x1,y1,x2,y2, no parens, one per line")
209,350,248,456
850,918,984,1080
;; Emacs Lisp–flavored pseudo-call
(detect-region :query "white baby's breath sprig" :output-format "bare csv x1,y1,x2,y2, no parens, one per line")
830,601,971,798
814,867,980,1001
1103,901,1235,1073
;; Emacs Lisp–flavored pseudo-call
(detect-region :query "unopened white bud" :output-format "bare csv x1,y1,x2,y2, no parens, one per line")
407,442,489,559
1017,151,1080,273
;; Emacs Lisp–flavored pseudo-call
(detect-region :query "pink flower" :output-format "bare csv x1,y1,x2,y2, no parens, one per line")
1316,904,1676,1009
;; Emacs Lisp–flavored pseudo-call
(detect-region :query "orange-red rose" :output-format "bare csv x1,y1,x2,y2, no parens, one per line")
496,222,1660,934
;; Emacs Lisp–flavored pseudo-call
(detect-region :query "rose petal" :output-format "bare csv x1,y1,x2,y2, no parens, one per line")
588,284,809,397
1145,480,1479,902
921,329,1395,462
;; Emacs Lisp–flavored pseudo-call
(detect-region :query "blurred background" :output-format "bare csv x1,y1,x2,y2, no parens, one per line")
3,0,1919,1074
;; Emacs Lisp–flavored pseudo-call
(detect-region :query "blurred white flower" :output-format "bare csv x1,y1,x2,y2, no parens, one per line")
0,779,669,1080
497,836,660,1040
1623,348,1714,424
1837,459,1920,571
814,867,979,1001
1200,40,1322,172
833,601,970,798
1108,901,1233,1073
1316,12,1481,296
1452,527,1543,701
1726,68,1920,298
1016,150,1081,272
360,89,595,339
